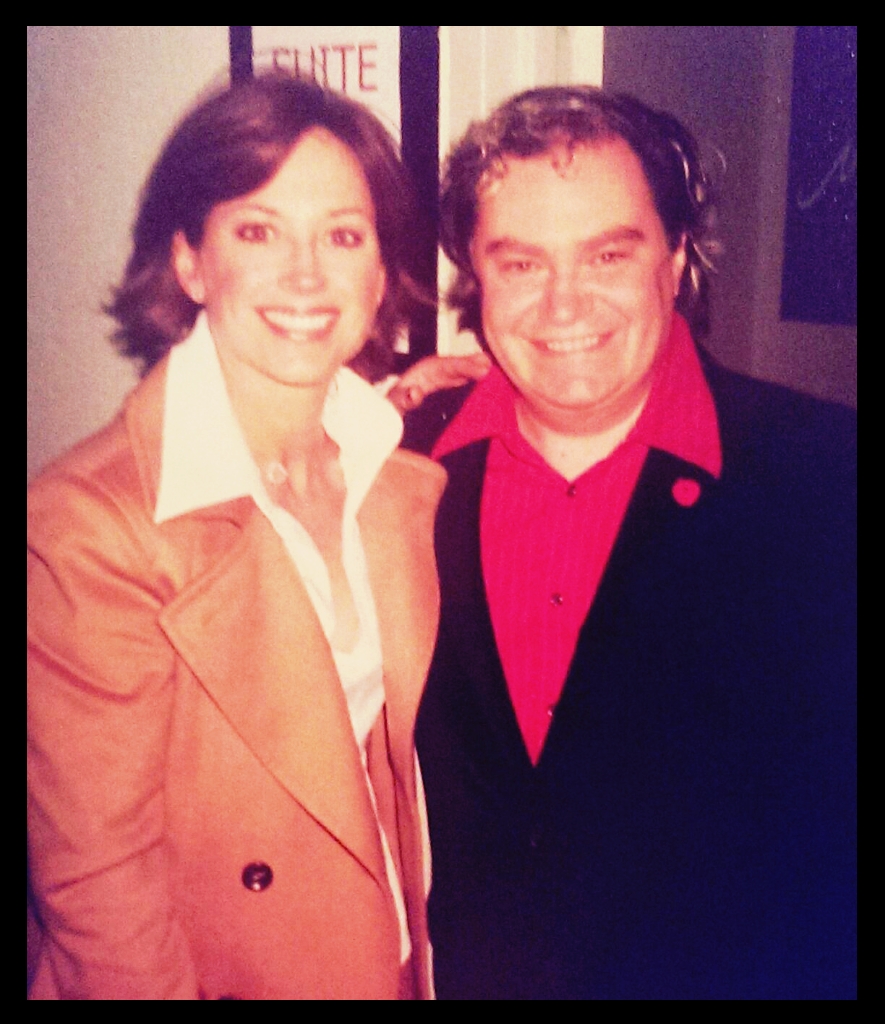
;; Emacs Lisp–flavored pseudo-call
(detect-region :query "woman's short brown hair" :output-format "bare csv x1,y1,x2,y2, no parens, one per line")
107,72,426,379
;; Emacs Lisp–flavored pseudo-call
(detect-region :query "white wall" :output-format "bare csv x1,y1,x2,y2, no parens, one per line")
437,26,603,354
27,26,230,481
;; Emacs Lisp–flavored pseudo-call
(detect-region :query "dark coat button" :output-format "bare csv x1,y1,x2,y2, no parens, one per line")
242,861,273,892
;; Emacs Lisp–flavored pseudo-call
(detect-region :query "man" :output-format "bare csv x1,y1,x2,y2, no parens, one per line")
407,88,855,999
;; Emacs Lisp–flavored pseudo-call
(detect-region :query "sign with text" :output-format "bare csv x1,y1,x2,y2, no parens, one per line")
251,26,400,139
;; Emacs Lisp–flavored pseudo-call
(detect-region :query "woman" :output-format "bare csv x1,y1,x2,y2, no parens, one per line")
27,73,446,1000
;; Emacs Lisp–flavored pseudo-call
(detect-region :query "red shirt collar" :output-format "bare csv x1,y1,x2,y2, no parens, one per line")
432,314,722,480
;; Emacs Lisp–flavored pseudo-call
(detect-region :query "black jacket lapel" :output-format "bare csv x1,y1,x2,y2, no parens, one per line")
432,441,533,775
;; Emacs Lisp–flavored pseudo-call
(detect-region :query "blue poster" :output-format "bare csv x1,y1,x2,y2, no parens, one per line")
780,27,856,326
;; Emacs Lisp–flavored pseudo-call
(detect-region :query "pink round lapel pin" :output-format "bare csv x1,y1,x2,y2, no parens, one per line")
672,478,702,507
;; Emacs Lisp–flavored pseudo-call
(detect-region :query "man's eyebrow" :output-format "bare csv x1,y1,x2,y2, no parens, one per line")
481,227,647,257
582,227,646,249
482,238,546,258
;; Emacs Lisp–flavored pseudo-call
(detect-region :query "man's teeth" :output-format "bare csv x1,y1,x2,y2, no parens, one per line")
541,336,602,353
262,310,335,333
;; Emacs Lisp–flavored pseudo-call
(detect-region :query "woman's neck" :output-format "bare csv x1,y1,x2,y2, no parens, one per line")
218,354,334,473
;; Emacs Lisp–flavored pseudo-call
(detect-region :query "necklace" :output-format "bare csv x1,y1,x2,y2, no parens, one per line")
263,460,289,487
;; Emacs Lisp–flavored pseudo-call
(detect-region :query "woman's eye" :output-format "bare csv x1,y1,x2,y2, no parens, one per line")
330,227,365,248
235,223,273,243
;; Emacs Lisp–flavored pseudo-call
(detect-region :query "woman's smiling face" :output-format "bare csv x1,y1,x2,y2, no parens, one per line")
172,127,386,393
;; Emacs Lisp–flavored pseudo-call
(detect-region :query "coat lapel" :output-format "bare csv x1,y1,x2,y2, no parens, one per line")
436,442,534,774
547,447,720,728
576,447,719,640
158,502,387,887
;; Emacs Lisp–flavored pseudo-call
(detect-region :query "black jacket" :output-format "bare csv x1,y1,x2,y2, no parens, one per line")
411,356,856,999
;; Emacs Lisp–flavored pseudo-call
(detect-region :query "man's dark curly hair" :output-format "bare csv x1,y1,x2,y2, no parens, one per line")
440,86,720,341
106,72,427,380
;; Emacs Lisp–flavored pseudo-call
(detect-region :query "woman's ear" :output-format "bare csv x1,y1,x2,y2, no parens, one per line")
375,264,387,313
171,230,206,305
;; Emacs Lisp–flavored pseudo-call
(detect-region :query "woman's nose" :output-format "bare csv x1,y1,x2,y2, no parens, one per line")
279,238,324,292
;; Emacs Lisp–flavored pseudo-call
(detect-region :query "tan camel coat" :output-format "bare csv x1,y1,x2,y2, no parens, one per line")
27,359,445,999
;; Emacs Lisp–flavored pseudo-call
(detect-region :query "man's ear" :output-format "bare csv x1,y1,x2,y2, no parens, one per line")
672,233,689,298
171,230,205,305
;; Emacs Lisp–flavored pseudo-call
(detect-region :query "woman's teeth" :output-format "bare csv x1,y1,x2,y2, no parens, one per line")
261,310,336,334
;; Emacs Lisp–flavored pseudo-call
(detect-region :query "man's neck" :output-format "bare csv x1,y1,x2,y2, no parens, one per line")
515,397,646,481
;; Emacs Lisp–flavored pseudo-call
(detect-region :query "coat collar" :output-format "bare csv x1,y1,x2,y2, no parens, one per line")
432,315,722,481
153,312,404,526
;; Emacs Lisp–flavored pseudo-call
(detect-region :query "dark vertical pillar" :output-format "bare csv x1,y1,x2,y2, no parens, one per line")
399,27,440,362
229,27,254,84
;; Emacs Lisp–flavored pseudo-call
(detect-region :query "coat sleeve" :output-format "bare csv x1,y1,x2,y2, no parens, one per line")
27,471,200,999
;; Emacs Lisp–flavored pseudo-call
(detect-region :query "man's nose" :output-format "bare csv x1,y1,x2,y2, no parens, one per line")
542,266,588,326
280,238,324,292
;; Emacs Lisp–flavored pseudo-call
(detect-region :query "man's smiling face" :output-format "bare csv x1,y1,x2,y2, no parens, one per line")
470,136,687,437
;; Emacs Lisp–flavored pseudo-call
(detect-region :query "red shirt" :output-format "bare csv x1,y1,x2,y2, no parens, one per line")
432,315,722,764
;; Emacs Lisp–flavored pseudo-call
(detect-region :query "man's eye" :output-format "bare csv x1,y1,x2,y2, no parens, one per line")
501,259,540,275
236,223,273,243
595,249,628,266
330,227,364,248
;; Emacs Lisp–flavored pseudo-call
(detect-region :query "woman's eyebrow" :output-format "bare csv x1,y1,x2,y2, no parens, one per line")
233,202,280,217
328,206,374,218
